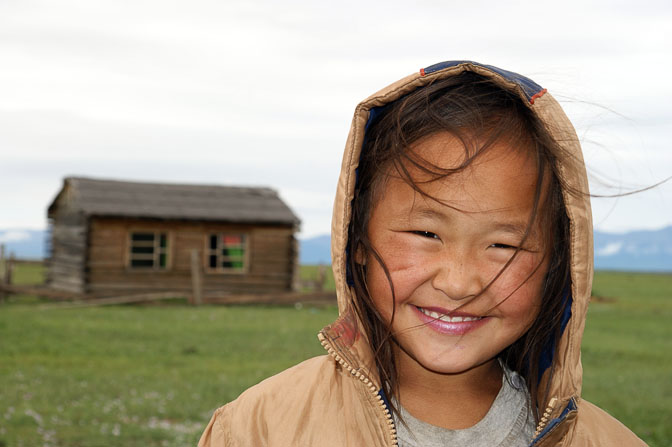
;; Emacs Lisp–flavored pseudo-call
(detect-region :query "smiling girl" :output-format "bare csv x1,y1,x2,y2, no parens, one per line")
199,61,645,446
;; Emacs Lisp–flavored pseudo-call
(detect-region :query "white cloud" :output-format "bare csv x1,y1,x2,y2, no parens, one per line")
0,0,671,235
596,242,623,257
0,230,31,243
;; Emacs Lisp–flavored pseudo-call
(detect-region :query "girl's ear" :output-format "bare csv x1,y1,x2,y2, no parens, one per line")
354,243,367,265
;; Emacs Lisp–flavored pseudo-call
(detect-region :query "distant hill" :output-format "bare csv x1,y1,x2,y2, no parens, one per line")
2,227,670,272
299,234,331,264
0,229,47,259
594,226,672,272
300,227,672,272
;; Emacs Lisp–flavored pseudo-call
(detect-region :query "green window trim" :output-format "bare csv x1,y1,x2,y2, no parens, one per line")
207,233,247,272
129,232,169,270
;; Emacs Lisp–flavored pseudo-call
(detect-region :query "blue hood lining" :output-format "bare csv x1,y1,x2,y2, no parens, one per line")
530,398,578,445
537,288,573,382
422,60,545,103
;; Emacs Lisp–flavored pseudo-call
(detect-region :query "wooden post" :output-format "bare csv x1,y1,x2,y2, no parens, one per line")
290,232,301,292
1,251,13,303
0,244,4,280
315,264,326,292
190,249,203,306
0,244,5,303
6,254,14,286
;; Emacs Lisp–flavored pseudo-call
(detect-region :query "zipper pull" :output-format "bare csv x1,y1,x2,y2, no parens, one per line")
533,396,558,439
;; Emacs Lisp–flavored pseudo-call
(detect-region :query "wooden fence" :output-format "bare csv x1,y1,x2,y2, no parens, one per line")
0,244,14,302
0,244,335,307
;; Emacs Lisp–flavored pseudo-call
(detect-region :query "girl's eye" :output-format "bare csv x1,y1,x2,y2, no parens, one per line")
412,231,439,239
490,243,517,249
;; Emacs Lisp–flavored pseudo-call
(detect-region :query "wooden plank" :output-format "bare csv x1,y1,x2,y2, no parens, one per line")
190,249,203,306
250,228,293,237
87,271,190,282
49,274,84,285
50,257,85,271
86,269,291,282
204,291,335,305
49,280,85,295
86,279,291,293
53,270,85,284
49,219,87,293
86,277,293,295
51,242,86,253
3,283,328,306
88,260,125,269
52,225,86,237
39,292,187,310
1,283,83,299
0,245,6,302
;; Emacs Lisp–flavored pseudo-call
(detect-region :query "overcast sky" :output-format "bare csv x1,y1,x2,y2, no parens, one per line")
1,0,671,237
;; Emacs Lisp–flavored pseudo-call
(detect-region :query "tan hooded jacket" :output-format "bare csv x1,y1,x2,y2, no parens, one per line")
199,61,646,447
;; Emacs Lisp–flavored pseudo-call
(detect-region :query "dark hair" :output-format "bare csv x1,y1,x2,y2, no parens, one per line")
347,72,572,423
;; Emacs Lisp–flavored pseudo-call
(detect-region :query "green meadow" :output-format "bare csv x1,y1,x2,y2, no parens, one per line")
0,264,670,446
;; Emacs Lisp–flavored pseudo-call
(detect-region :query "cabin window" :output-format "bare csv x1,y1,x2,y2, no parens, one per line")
129,232,168,269
207,233,246,272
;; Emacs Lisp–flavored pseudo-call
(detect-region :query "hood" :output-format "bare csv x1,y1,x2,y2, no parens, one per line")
321,60,593,430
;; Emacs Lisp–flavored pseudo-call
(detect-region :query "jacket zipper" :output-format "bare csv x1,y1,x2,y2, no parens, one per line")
531,396,558,441
320,331,566,447
319,336,398,447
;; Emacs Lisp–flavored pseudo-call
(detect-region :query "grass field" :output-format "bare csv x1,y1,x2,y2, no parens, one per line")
0,264,670,446
299,264,336,292
582,272,672,445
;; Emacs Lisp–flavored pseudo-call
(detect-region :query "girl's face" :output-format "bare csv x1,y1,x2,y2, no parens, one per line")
365,132,550,376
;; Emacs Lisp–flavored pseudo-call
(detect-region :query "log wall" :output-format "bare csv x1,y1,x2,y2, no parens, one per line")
86,217,297,296
47,190,87,294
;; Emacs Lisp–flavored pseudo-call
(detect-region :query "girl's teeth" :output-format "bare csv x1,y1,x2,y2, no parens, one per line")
420,307,481,322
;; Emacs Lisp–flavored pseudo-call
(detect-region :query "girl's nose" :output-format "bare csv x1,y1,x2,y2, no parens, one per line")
430,253,483,301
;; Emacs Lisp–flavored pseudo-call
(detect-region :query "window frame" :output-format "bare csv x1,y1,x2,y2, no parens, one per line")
127,230,171,271
204,232,249,274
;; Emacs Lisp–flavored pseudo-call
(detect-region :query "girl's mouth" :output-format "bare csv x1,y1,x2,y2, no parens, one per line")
414,306,487,335
417,307,483,322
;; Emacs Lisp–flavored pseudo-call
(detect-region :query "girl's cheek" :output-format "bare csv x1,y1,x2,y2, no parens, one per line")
493,252,547,301
377,234,427,273
371,239,430,305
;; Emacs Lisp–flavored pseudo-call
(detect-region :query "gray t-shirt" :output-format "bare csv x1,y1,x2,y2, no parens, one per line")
392,366,535,447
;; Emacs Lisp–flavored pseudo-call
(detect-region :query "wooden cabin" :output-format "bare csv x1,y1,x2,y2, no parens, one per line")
46,177,301,297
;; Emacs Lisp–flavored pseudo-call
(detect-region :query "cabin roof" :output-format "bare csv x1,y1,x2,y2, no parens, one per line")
47,177,300,226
